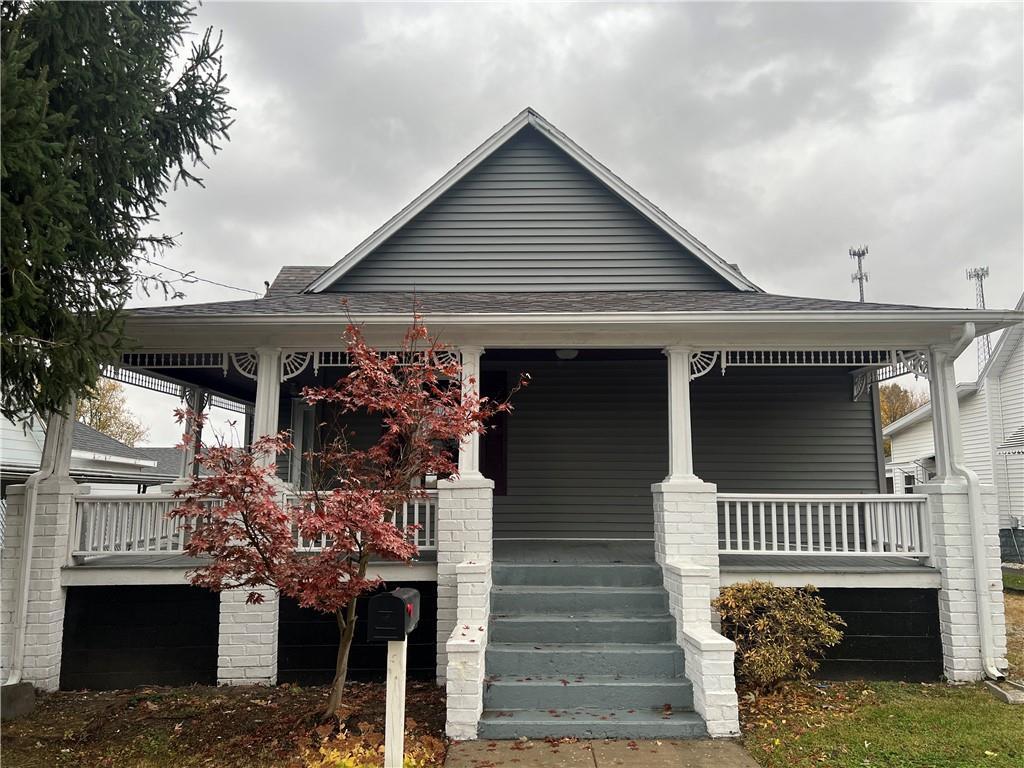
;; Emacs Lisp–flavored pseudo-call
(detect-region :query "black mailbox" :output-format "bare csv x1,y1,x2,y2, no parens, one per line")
367,588,420,642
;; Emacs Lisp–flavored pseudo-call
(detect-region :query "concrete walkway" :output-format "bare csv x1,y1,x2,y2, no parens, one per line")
446,739,759,767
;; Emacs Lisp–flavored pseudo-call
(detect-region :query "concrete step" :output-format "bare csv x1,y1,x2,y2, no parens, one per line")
491,585,668,615
486,642,685,677
477,707,707,740
490,614,674,644
491,562,663,587
483,675,694,710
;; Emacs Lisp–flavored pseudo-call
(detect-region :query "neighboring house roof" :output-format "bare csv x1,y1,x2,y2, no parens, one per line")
883,383,978,438
882,292,1024,441
978,293,1024,382
997,426,1024,455
129,288,973,320
304,108,760,294
0,418,176,485
71,422,152,463
134,446,208,477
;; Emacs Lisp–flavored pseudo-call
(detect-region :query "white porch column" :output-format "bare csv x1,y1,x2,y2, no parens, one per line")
457,345,484,479
664,346,697,483
252,347,282,467
178,386,208,480
652,349,738,736
437,345,493,703
919,346,1008,681
1,401,78,692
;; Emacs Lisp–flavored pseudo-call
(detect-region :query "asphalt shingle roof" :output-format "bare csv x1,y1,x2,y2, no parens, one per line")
130,288,959,319
72,422,152,461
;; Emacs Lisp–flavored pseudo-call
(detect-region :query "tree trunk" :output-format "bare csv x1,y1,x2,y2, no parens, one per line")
324,555,371,718
324,598,359,717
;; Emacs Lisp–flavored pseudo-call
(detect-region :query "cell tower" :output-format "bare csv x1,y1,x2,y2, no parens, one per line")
850,246,869,302
967,266,991,368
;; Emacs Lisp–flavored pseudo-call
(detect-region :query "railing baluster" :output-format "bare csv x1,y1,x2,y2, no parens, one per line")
806,503,814,553
852,501,861,553
724,500,732,551
735,501,743,552
747,502,754,551
771,502,778,550
759,502,766,551
828,503,837,552
816,503,824,554
782,502,790,552
840,503,848,552
793,501,801,552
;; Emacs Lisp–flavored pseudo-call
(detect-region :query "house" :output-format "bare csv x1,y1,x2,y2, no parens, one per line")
885,294,1024,563
2,109,1021,738
1,417,177,495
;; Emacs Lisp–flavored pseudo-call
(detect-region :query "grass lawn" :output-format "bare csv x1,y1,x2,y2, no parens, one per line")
741,589,1024,768
1,681,446,768
1004,569,1024,593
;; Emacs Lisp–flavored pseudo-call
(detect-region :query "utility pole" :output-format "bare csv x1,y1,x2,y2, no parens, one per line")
967,266,991,369
850,246,869,302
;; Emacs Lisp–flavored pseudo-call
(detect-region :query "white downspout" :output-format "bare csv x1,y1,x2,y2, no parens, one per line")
941,323,1003,680
6,403,75,686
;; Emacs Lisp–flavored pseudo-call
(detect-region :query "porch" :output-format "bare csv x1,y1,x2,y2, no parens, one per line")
2,340,1007,741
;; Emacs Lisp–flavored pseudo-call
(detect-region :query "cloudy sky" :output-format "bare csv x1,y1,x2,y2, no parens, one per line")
127,1,1023,445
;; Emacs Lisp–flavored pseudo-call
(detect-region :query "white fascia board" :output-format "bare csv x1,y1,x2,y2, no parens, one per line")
304,108,758,293
70,449,158,468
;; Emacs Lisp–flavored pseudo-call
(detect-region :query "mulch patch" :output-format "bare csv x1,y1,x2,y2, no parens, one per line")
2,681,447,768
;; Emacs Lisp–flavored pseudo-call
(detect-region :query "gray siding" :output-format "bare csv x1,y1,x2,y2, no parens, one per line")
490,359,882,539
691,368,883,494
491,359,668,539
329,127,734,293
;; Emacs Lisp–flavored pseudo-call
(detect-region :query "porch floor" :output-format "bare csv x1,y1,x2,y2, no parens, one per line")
494,540,655,563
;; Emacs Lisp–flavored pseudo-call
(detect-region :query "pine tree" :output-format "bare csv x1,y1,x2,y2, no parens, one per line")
1,1,233,421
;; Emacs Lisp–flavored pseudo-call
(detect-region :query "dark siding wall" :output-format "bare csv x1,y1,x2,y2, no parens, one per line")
60,586,218,690
329,127,734,293
278,583,437,683
818,588,941,681
490,358,882,539
692,367,882,493
492,359,668,539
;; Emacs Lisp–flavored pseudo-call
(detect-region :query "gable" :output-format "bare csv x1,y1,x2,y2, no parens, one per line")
324,125,738,293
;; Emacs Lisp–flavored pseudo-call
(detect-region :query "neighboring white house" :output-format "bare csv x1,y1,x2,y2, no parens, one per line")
885,294,1024,561
1,417,176,495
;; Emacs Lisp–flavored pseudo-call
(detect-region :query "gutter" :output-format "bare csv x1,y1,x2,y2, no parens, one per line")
945,323,1003,681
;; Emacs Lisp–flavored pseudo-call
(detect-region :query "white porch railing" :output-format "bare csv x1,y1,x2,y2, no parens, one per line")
72,490,438,560
290,492,438,552
717,493,930,557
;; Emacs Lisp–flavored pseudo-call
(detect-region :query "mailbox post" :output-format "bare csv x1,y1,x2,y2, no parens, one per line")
368,588,420,768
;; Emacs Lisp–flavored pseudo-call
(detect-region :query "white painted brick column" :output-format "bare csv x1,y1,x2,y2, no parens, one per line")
217,588,279,685
435,476,493,684
0,477,77,690
663,562,739,737
919,482,1008,681
445,560,491,740
651,479,720,588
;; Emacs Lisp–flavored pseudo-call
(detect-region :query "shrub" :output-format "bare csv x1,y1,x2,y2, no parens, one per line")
713,580,845,690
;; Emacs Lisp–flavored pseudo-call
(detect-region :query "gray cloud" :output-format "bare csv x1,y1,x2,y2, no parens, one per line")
129,1,1022,442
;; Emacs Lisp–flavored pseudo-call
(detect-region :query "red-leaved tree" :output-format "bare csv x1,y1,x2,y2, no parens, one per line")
170,317,525,715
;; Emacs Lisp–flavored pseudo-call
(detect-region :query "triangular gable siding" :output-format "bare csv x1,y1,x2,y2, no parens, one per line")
327,127,735,292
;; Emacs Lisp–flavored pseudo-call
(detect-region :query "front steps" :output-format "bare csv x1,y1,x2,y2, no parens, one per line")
479,559,706,740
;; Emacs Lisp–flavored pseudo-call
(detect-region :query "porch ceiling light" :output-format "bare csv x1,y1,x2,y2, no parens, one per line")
555,349,579,360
